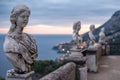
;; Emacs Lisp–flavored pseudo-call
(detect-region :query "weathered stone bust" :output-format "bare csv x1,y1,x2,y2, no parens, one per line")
88,24,95,45
99,27,106,44
3,4,38,74
72,21,82,48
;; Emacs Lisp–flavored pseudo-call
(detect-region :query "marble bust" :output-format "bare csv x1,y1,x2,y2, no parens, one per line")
99,28,106,44
72,21,82,48
3,4,38,74
88,24,95,45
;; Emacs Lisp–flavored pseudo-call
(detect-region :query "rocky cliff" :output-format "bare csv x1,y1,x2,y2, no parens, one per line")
83,10,120,55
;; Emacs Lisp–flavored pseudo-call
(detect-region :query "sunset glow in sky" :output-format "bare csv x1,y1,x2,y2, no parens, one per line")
0,0,120,34
0,24,100,34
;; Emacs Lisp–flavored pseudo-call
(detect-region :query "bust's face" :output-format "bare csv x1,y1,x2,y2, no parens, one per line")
75,23,81,33
90,25,95,31
77,23,81,30
16,11,30,28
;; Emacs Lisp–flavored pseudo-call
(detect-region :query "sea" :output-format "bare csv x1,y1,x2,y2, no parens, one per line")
0,34,72,78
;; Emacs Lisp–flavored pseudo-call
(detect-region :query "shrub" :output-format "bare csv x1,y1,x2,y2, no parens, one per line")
32,60,65,76
0,77,5,80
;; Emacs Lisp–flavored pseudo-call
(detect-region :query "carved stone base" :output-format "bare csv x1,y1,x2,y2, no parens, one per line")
79,65,87,80
86,55,98,72
6,69,34,80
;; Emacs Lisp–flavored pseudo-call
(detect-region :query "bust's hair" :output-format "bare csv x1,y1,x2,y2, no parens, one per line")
73,21,81,31
9,4,30,33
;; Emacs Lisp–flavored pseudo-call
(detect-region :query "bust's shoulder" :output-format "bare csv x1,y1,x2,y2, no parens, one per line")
4,34,19,53
23,33,34,39
22,33,36,44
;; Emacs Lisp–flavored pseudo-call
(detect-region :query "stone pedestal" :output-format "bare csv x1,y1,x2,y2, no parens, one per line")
6,69,34,80
86,54,98,72
79,65,87,80
86,44,102,72
106,44,110,55
101,44,109,56
60,48,87,80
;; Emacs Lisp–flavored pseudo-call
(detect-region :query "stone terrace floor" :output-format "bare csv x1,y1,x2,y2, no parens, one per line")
88,56,120,80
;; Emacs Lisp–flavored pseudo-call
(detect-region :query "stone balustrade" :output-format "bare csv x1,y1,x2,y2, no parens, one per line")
59,48,87,80
39,43,105,80
39,62,76,80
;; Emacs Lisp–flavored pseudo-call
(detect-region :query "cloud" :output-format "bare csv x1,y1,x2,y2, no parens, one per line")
0,0,120,28
43,0,72,4
0,24,100,34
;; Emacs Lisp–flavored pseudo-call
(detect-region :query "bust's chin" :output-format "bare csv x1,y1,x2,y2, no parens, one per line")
22,24,27,28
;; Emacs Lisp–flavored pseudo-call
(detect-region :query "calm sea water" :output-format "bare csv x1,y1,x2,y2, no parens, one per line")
0,34,72,77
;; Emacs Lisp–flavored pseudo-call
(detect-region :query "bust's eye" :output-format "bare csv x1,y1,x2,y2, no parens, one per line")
22,15,25,18
20,15,25,18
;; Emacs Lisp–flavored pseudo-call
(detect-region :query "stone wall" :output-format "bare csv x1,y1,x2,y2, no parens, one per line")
39,62,76,80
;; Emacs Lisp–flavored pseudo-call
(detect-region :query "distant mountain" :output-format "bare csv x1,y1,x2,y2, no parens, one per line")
83,10,120,42
83,10,120,55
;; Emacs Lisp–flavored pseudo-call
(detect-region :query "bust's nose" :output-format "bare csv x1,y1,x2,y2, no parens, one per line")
24,17,27,20
24,16,29,21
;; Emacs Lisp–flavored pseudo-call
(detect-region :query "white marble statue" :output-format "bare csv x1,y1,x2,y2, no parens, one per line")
72,21,82,48
99,28,106,44
3,4,38,74
88,24,95,45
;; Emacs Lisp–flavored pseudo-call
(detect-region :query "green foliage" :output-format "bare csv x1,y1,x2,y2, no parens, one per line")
0,77,5,80
32,60,64,75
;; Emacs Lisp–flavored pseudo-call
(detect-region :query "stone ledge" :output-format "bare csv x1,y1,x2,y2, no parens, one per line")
39,62,76,80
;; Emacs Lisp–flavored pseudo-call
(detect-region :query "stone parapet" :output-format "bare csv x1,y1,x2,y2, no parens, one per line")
39,62,76,80
59,48,87,80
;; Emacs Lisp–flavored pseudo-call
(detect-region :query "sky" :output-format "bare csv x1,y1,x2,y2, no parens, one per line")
0,0,120,34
